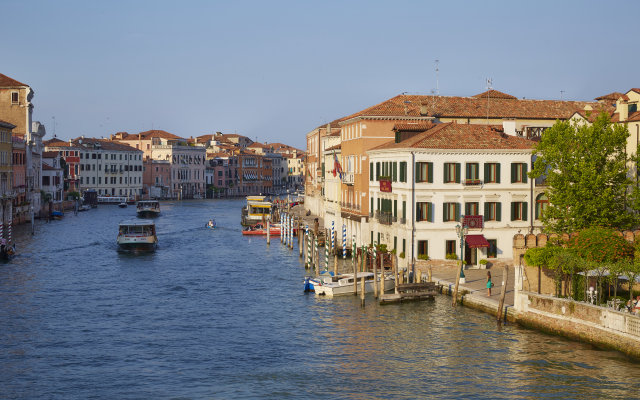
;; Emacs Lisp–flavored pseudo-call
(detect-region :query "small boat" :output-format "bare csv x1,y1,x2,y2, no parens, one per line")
136,200,160,218
313,271,395,297
117,220,158,252
0,239,15,261
51,210,64,220
206,219,216,229
79,204,91,212
118,202,127,208
304,271,343,292
241,223,281,236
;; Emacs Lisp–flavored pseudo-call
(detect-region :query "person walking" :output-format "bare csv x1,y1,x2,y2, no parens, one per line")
487,271,492,296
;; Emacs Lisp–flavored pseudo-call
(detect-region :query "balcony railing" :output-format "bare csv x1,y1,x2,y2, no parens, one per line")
343,172,355,185
463,179,483,186
376,211,393,225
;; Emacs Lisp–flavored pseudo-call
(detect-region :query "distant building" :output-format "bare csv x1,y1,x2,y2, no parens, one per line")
41,152,64,203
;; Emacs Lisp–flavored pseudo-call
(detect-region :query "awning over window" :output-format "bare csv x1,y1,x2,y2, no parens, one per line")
466,234,490,248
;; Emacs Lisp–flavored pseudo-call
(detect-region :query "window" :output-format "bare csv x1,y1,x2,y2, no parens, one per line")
376,162,380,180
415,162,433,183
487,239,497,258
11,92,18,104
511,163,528,183
446,240,457,257
464,202,479,216
465,163,479,180
444,162,461,183
402,238,406,254
370,162,373,181
399,162,407,182
43,176,50,185
416,202,433,222
511,201,528,221
536,193,549,220
402,200,406,220
484,163,500,183
417,240,428,258
484,202,502,221
392,162,397,182
443,202,460,222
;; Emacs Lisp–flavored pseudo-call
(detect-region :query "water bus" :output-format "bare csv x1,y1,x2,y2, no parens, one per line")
241,196,273,226
136,200,161,218
117,220,158,252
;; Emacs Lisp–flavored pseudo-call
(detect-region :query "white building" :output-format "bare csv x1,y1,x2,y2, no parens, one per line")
41,152,64,202
367,122,542,271
74,138,144,197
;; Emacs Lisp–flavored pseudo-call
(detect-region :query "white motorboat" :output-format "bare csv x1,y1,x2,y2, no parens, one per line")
117,220,158,252
136,200,160,218
313,271,394,297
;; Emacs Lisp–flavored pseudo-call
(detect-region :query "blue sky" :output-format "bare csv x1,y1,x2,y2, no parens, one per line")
1,0,638,149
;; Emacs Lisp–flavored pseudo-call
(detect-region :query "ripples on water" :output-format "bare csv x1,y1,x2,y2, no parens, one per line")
1,199,639,399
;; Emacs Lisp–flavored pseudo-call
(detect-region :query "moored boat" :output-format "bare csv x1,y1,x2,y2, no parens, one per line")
136,200,160,218
117,220,158,252
118,202,127,208
241,223,281,236
313,271,394,296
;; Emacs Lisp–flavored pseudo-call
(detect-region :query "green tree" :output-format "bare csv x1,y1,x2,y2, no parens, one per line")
529,113,635,232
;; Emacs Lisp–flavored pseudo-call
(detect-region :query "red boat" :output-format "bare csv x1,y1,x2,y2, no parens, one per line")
241,223,281,236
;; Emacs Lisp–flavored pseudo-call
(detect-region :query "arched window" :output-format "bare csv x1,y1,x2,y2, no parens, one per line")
535,193,549,220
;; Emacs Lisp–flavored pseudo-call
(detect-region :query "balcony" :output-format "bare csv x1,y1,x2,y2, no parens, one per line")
343,172,355,185
375,211,393,225
463,179,483,186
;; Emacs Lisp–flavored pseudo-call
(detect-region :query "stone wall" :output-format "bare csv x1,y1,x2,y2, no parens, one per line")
517,291,640,359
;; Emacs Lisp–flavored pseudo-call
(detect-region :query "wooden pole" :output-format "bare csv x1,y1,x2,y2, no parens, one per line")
452,259,463,307
393,254,398,294
314,235,319,277
360,265,366,307
266,220,270,245
298,220,303,258
372,249,377,298
353,248,358,296
428,266,432,282
497,265,509,323
333,252,338,275
416,269,422,284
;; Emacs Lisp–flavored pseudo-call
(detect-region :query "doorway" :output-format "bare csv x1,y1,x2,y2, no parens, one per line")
464,243,477,266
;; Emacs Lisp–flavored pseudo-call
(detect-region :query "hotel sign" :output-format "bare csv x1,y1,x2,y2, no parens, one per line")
463,215,483,229
379,179,392,193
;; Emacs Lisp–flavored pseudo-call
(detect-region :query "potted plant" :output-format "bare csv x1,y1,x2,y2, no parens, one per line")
399,252,405,259
417,254,430,261
446,253,458,260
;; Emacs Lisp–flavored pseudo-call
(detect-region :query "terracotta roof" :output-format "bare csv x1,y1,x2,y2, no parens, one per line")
248,142,268,149
393,122,435,132
135,129,182,140
73,137,142,152
628,111,640,122
629,88,640,95
472,90,518,100
0,73,28,87
373,122,534,151
595,92,625,101
43,138,75,148
340,93,611,122
42,151,59,158
572,109,617,123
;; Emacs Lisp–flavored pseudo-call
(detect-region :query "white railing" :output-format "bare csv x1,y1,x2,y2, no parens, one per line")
343,172,355,184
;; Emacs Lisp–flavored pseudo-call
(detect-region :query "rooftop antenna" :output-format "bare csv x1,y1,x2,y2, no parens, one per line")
560,90,565,101
486,77,493,125
435,59,440,95
52,116,56,137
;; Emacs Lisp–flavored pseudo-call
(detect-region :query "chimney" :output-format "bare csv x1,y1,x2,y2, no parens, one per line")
617,100,628,122
502,120,517,136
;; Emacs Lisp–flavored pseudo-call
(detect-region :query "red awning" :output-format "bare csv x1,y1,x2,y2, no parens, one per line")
466,234,490,248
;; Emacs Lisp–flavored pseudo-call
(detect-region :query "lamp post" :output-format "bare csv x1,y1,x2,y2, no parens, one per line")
452,220,468,307
455,223,468,284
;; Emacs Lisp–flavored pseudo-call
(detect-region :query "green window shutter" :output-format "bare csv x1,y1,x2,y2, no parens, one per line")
523,163,528,184
370,162,373,181
455,163,461,183
484,163,490,182
402,201,406,219
370,198,373,213
496,202,502,221
377,198,380,211
427,202,433,222
510,202,515,221
523,202,528,221
496,163,501,184
511,163,516,183
443,203,448,222
444,163,449,182
394,236,397,251
427,162,433,183
371,231,373,245
455,203,461,221
484,202,490,219
402,239,406,253
321,162,325,177
394,200,397,217
393,162,397,182
376,162,380,180
377,232,380,243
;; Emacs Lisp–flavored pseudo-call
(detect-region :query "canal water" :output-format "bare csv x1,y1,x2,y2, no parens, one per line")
1,199,639,399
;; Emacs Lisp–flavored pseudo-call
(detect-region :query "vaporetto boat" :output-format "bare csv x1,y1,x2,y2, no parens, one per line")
117,220,158,252
136,200,160,218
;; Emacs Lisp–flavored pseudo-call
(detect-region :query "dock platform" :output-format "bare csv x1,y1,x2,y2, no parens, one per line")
380,282,437,304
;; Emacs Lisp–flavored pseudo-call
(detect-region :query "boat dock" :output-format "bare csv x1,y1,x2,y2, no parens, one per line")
380,282,437,304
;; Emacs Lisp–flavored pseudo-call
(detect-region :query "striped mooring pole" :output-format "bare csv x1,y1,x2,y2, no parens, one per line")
324,234,329,271
290,216,294,249
280,212,284,243
314,236,319,273
306,224,311,268
284,214,288,246
331,221,335,254
342,224,347,259
7,216,11,245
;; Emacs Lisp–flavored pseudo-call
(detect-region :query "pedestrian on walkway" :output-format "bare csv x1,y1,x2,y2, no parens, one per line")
486,271,492,296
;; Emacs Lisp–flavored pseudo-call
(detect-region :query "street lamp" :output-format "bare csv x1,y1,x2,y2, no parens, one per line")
455,222,468,284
